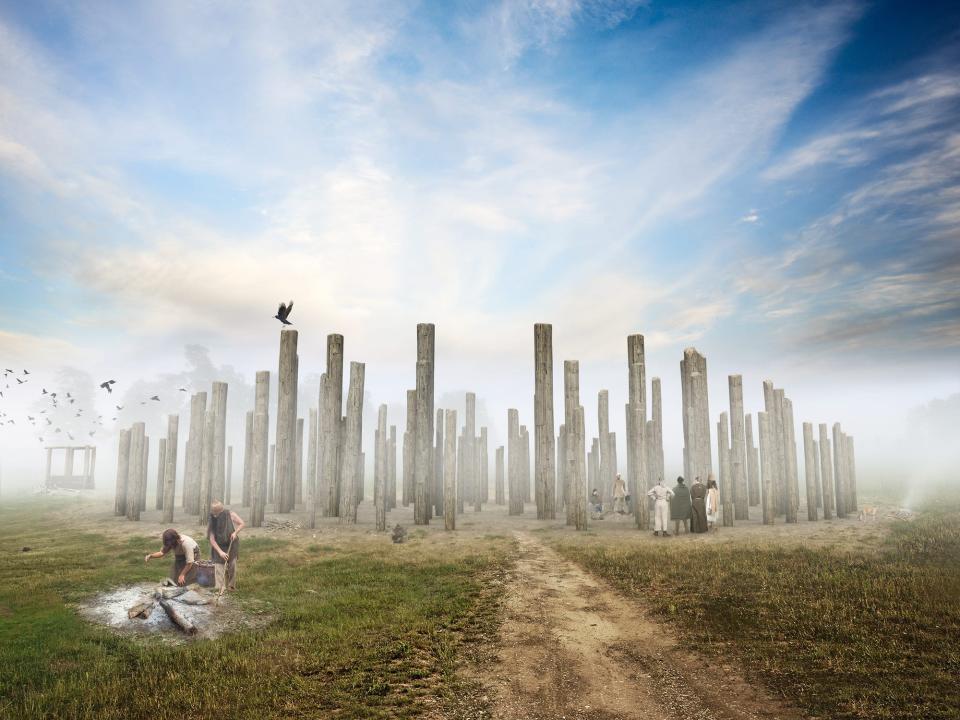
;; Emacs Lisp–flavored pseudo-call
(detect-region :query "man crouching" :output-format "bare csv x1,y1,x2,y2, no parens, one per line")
208,501,244,592
145,528,200,586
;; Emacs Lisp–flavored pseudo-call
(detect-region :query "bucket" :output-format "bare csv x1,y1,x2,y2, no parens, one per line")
194,560,216,588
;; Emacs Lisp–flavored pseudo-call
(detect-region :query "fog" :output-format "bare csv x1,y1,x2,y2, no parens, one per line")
2,329,958,508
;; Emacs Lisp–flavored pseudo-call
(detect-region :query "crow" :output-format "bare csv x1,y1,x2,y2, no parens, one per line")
69,398,75,404
100,380,115,393
89,431,96,437
27,416,33,421
42,388,47,394
116,405,123,410
178,387,188,392
150,395,160,401
275,300,294,325
22,369,29,375
50,392,57,398
67,432,74,441
66,392,71,398
16,378,25,384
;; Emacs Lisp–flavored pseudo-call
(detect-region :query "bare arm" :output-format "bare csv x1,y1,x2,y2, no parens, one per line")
209,531,227,560
230,511,245,539
145,548,168,563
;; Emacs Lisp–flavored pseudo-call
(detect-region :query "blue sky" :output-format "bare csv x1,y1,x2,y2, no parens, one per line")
0,0,958,485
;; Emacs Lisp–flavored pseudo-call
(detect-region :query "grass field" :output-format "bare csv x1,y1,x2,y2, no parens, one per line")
552,505,960,720
0,498,510,720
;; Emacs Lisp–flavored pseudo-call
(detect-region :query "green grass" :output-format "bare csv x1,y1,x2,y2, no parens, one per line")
0,499,509,719
552,509,960,720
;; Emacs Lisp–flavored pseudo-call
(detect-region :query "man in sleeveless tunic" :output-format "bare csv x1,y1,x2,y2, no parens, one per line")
208,501,244,591
690,476,708,532
670,476,692,534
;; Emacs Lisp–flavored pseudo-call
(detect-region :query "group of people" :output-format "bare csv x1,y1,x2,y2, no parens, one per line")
647,475,719,536
590,473,722,536
144,501,245,591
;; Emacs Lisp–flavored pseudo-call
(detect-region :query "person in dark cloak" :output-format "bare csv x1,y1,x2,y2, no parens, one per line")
207,501,244,592
690,475,708,533
670,476,692,534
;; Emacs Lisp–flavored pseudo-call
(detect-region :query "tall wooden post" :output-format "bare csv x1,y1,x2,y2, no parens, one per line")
115,429,131,516
389,424,398,512
495,446,505,505
832,422,847,518
375,404,388,531
276,329,299,514
818,423,834,520
681,348,711,484
138,439,149,512
444,409,457,530
307,408,319,527
126,422,145,521
563,361,579,526
847,436,857,513
627,335,647,529
250,371,270,527
728,375,749,520
414,324,435,525
295,417,305,506
802,422,818,521
321,335,344,517
211,381,228,502
718,412,733,527
199,410,215,520
598,390,612,504
433,410,443,516
745,413,760,507
480,427,489,506
574,405,587,530
403,389,415,507
184,391,207,514
162,415,179,524
155,438,167,510
520,425,531,503
225,446,233,505
783,397,799,523
758,412,775,525
464,392,476,509
507,409,522,515
534,323,556,519
339,362,365,523
242,411,253,507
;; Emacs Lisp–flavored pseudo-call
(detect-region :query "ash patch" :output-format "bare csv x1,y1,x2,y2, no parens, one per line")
76,582,269,643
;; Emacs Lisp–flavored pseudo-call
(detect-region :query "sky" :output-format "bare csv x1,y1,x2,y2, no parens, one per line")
0,0,958,496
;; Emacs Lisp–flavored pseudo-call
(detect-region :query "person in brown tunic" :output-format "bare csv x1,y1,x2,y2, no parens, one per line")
207,501,244,591
690,476,708,533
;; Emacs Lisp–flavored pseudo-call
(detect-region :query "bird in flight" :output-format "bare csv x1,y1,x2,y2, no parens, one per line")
42,388,47,395
116,405,123,410
66,392,71,398
178,387,188,392
100,380,115,393
150,395,160,401
16,378,25,385
22,370,29,375
275,300,294,325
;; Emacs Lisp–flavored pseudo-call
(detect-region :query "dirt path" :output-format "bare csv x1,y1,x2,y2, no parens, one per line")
479,532,804,720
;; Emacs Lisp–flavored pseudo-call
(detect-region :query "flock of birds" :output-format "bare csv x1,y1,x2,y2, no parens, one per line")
0,301,296,446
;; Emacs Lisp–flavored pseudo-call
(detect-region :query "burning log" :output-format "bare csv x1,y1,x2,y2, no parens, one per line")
159,599,197,635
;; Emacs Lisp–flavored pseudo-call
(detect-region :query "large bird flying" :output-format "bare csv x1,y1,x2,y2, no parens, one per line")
274,300,294,325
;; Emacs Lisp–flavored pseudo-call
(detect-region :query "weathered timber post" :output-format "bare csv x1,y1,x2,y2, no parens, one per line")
225,445,233,505
507,409,522,515
126,422,145,521
414,324,435,525
651,376,664,487
268,443,276,505
718,412,733,527
433,410,443,515
155,438,167,510
464,392,476,509
802,422,818,521
162,415,179,524
375,404,388,531
184,391,207,514
783,397,799,523
758,412,775,525
745,414,760,507
598,390,612,505
563,361,580,526
321,335,344,517
818,423,834,520
681,348,711,485
403,389,415,507
832,423,847,518
139,438,149,512
495,446,505,505
444,409,457,530
762,382,783,516
242,411,253,507
115,429,131,516
295,417,304,506
521,425,531,503
574,405,588,530
198,410,215,520
251,371,270,527
534,323,556,519
480,427,489,507
557,425,566,512
211,381,228,502
627,335,647,529
728,375,749,520
276,329,299,514
847,435,857,513
338,362,365,523
307,408,319,528
389,425,398,512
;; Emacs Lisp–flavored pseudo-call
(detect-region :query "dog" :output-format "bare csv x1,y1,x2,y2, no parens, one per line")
858,506,878,521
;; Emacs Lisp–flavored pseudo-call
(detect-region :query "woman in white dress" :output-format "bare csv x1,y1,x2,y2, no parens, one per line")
705,474,720,532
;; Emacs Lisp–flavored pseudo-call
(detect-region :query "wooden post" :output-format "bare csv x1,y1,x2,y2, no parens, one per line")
184,391,207,514
321,335,344,517
802,422,818,521
480,427,489,507
126,422,145,521
758,411,775,525
295,417,304,507
268,443,276,505
832,422,846,518
198,410,215,520
276,329,299,514
251,371,270,528
155,438,167,510
627,335,647,529
783,397,799,523
308,409,319,528
818,423,834,520
414,324,435,525
433,409,443,516
403,389,415,507
651,376,664,488
847,435,857,513
375,404,388,531
728,375,749,520
718,412,733,526
442,410,457,530
115,429,131,516
681,348,711,485
745,413,760,507
563,361,580,526
339,362,365,523
495,446,505,505
507,409,522,515
389,424,398,511
464,391,476,510
162,415,179,524
598,390,612,505
814,440,823,509
534,323,556,519
557,425,566,512
136,440,148,512
574,405,587,530
211,381,228,503
242,411,253,507
521,425,531,503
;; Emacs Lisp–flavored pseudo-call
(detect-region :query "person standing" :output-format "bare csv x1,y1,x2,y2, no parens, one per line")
612,473,628,514
670,476,692,535
145,528,199,586
690,476,708,533
207,500,244,592
646,477,674,536
705,475,720,532
591,488,603,519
